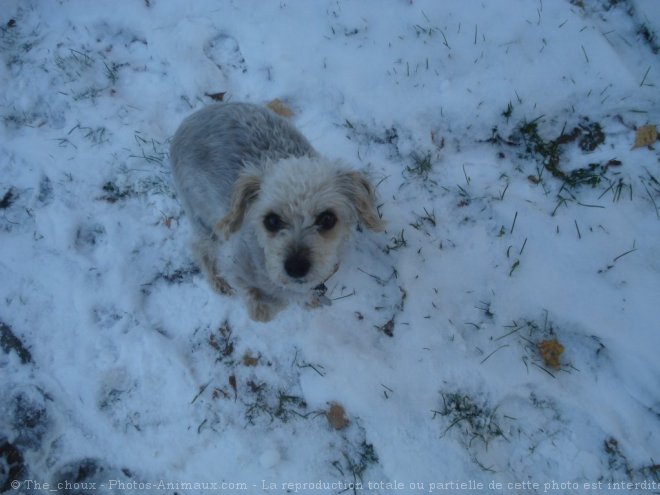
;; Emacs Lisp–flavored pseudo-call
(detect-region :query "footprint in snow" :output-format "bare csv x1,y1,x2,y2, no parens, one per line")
203,33,247,75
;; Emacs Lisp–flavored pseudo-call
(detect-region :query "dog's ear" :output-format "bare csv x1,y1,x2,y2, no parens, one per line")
215,169,261,237
338,171,384,232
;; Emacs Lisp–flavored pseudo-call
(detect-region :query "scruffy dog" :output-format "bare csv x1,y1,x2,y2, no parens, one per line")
170,102,383,322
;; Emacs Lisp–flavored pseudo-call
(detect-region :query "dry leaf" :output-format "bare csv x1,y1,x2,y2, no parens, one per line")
603,159,622,171
377,316,395,337
632,124,657,149
326,402,349,430
267,98,294,118
212,388,229,400
205,91,226,102
242,352,259,367
538,339,564,370
228,374,237,399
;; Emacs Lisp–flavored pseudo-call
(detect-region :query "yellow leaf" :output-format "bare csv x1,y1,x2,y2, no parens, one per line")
538,339,564,370
632,124,657,149
266,98,294,118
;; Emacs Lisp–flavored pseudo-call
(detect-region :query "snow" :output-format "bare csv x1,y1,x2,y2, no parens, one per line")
1,0,659,494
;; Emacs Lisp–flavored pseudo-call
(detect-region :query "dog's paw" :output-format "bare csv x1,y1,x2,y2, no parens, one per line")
247,299,280,322
247,288,284,322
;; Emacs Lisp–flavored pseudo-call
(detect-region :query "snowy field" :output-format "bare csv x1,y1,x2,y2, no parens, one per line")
1,1,659,494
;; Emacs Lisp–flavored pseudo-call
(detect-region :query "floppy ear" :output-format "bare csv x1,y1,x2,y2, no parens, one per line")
215,169,261,237
339,171,385,232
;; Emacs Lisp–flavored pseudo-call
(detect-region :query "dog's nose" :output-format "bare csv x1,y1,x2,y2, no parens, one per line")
284,252,311,279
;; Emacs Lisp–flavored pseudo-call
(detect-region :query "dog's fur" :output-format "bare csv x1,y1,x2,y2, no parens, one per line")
170,102,383,322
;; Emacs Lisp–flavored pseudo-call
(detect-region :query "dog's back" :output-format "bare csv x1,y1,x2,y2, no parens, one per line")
170,102,316,235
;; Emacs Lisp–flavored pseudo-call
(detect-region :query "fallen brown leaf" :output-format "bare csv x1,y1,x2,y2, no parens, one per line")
242,352,259,367
212,388,229,400
228,374,237,399
326,402,349,430
267,98,294,118
538,339,564,370
205,91,226,102
632,124,657,149
603,159,622,171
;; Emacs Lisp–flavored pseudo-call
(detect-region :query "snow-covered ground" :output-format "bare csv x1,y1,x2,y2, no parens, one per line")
1,1,659,493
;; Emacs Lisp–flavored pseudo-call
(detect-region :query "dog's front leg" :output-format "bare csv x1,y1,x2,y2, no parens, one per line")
193,239,234,295
204,256,234,295
246,288,285,322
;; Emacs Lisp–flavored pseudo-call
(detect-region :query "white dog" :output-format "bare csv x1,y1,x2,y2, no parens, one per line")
170,102,383,322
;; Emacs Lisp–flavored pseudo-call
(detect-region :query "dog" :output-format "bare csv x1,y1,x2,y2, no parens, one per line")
170,102,383,322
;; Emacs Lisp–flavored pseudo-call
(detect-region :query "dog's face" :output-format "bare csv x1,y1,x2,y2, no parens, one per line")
216,157,383,292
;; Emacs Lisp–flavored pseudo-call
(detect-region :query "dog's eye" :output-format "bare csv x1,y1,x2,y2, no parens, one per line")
263,212,284,233
315,210,337,231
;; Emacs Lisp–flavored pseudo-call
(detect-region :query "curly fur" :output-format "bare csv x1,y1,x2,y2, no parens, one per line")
170,102,383,322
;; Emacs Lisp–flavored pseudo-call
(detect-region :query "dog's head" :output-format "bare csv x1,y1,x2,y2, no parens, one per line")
216,157,383,292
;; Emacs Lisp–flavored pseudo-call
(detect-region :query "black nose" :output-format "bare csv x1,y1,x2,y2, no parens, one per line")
284,250,311,279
